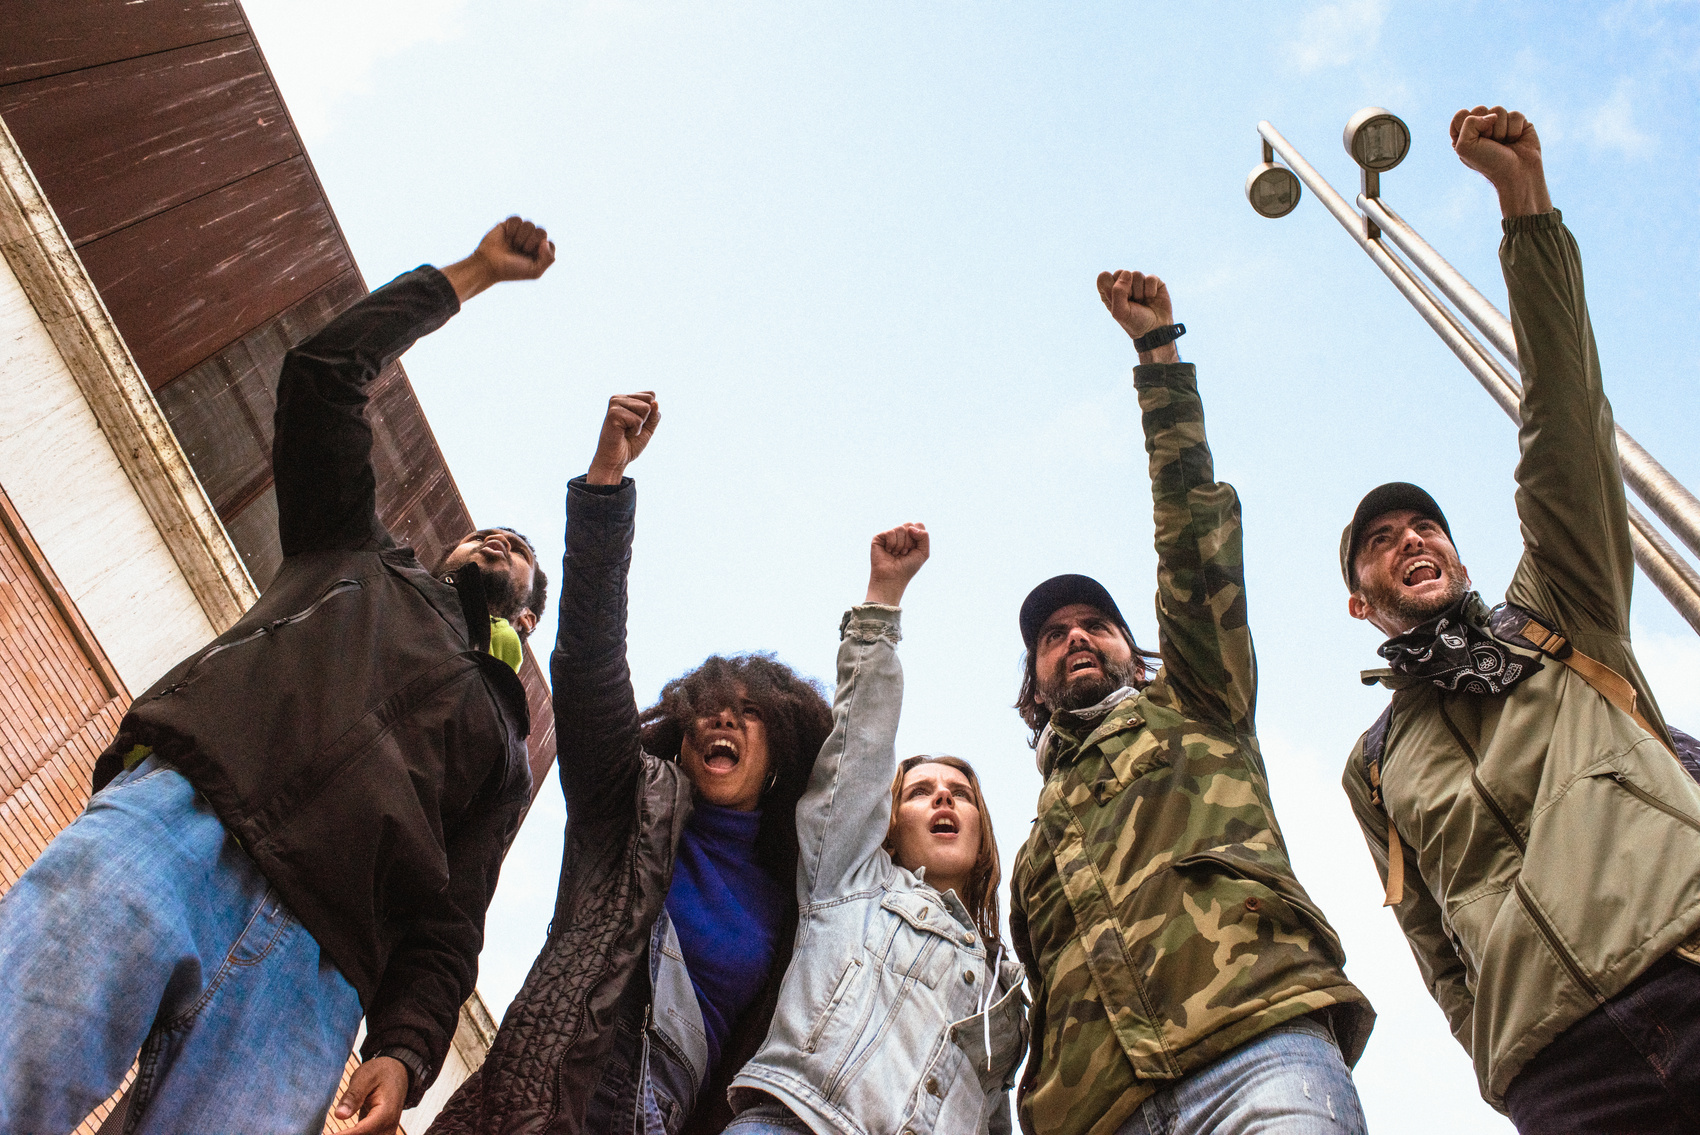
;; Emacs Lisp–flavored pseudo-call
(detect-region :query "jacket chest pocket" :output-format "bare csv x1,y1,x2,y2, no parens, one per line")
867,892,977,990
1076,719,1166,808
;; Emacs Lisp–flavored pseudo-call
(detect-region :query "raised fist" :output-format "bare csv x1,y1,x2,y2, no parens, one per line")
1096,270,1173,345
586,392,661,486
1450,105,1550,217
866,522,930,607
474,216,556,283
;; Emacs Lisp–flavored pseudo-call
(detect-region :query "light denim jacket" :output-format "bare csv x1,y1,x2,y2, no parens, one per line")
729,604,1028,1135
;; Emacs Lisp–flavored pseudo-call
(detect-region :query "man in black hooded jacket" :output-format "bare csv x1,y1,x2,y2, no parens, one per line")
0,217,554,1135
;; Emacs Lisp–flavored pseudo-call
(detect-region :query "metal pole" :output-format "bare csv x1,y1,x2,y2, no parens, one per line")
1360,194,1700,562
1256,120,1700,634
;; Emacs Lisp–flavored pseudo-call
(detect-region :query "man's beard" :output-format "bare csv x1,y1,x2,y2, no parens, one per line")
439,559,527,623
1362,553,1470,626
480,566,527,623
1039,648,1142,715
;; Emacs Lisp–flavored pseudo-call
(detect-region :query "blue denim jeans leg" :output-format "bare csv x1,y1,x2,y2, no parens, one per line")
1117,1015,1368,1135
0,758,363,1135
724,1099,816,1133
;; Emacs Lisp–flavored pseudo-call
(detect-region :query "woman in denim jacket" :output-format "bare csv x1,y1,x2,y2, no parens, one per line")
727,523,1029,1135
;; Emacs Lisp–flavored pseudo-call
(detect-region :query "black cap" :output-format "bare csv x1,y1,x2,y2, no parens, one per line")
1020,574,1130,651
1340,482,1451,589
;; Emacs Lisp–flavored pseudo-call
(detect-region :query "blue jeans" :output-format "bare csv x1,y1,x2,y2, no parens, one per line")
1118,1015,1368,1135
0,758,362,1135
725,1099,815,1133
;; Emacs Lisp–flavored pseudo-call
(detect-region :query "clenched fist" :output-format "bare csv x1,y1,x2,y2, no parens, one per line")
586,393,661,486
1096,270,1176,359
1450,105,1551,218
866,522,929,607
441,216,558,302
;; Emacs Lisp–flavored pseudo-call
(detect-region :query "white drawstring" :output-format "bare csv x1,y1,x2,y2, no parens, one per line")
981,940,1004,1071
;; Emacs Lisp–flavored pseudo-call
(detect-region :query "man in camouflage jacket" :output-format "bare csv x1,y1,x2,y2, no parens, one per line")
1008,271,1375,1135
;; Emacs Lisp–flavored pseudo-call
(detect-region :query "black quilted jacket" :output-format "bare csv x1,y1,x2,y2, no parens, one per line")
429,478,793,1134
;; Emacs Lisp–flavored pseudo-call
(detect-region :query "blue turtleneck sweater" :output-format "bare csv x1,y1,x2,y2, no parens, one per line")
663,802,788,1072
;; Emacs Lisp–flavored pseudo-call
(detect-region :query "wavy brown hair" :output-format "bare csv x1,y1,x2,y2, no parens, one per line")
640,652,832,878
882,754,1002,947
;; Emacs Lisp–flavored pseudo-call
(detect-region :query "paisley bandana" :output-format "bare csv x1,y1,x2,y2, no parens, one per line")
1378,591,1542,695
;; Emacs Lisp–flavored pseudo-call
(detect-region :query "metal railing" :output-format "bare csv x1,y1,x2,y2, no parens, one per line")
1248,114,1700,634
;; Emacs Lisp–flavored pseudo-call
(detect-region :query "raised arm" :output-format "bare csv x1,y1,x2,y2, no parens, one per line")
552,394,662,824
273,217,555,557
797,524,929,900
1453,107,1632,636
1096,271,1254,730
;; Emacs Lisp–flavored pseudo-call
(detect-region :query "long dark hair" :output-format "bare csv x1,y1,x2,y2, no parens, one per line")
882,754,1002,948
639,652,832,878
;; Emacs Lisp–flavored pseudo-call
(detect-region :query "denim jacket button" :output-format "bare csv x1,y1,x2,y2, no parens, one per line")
964,932,976,944
963,969,976,985
926,1076,941,1096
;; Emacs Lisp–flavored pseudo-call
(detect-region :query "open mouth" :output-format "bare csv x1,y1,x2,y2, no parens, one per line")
929,813,959,836
704,738,740,773
1066,652,1101,676
1402,558,1440,587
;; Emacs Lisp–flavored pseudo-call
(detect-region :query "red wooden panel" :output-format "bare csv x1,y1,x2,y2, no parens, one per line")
154,269,364,518
0,0,244,85
75,156,351,388
0,37,298,246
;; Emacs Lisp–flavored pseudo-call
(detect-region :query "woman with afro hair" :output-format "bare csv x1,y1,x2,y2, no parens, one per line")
429,393,832,1135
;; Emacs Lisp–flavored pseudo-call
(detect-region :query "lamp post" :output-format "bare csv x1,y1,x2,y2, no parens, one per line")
1248,110,1700,634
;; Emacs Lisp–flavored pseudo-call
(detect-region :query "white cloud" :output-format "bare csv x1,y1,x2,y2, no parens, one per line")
1635,620,1700,728
1588,83,1657,159
241,0,469,141
1286,0,1390,74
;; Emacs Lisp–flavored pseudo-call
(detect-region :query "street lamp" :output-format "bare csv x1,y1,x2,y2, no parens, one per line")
1245,140,1301,218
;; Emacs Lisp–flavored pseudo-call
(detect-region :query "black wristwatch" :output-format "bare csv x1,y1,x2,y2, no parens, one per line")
1134,322,1186,352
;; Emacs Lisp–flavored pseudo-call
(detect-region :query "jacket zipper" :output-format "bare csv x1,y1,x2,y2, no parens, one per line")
1606,771,1700,836
1513,879,1604,1003
1439,700,1528,855
152,579,364,697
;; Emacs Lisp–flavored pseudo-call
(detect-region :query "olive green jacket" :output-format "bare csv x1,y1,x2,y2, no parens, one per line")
1343,211,1700,1110
1011,362,1374,1135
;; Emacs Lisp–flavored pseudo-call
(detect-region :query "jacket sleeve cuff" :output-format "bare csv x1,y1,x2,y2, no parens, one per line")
1131,361,1198,390
840,603,902,643
1501,209,1562,233
373,1044,432,1108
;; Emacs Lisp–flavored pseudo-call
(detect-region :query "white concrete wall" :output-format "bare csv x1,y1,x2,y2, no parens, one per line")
0,250,215,693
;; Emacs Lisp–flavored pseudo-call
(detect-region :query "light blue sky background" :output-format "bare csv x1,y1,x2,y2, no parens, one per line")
243,3,1700,1130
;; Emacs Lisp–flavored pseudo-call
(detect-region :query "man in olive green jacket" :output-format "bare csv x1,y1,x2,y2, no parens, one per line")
1342,105,1700,1132
1009,272,1374,1135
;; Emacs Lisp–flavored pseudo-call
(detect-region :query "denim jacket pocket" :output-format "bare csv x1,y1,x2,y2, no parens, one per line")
870,891,965,989
949,976,1030,1093
804,956,865,1054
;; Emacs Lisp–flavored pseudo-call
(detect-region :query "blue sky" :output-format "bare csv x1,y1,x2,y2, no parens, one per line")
242,3,1700,1130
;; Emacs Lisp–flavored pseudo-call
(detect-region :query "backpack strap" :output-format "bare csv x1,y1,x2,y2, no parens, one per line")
1360,703,1405,907
1492,602,1673,756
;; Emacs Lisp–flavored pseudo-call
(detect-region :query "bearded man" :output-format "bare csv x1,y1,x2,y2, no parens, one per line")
1341,105,1700,1134
1007,269,1374,1135
0,217,555,1135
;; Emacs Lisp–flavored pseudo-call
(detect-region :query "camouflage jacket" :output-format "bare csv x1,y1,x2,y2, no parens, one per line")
1008,362,1374,1135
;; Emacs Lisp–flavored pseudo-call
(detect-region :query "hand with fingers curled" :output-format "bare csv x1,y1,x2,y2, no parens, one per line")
332,1055,409,1135
440,215,558,303
1095,270,1179,361
586,392,662,486
1450,104,1551,218
865,522,930,607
